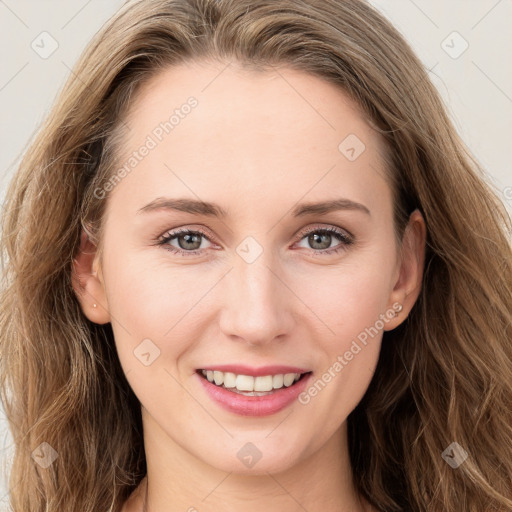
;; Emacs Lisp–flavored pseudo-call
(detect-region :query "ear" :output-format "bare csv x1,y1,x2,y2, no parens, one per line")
384,209,426,331
71,229,111,324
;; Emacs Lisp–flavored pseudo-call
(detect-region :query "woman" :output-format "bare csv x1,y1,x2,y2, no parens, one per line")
1,0,511,511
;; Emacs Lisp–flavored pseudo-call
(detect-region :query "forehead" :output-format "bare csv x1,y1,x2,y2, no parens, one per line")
109,61,392,219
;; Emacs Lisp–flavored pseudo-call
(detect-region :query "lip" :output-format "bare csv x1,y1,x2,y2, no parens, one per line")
198,364,311,377
195,370,313,417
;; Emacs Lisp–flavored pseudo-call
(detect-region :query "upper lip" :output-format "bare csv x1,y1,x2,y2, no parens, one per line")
198,365,312,377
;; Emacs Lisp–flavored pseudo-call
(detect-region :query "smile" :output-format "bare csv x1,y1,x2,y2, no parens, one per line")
198,369,311,396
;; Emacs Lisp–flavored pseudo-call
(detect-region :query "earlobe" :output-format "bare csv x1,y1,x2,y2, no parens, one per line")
72,230,110,325
384,209,426,331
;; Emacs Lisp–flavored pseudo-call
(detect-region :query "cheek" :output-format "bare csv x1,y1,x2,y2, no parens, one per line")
291,252,396,348
103,267,198,411
290,249,396,414
102,248,217,371
292,279,390,437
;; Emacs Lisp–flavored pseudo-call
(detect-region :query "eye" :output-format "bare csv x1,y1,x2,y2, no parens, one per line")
294,225,354,255
157,227,214,256
156,224,354,257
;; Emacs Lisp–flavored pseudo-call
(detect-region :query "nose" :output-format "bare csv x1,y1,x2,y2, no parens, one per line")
218,250,295,346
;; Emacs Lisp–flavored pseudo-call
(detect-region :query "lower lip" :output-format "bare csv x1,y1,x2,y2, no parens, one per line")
196,371,313,416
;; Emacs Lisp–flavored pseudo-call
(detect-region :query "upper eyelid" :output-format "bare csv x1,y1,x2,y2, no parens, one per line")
295,224,353,240
159,225,212,240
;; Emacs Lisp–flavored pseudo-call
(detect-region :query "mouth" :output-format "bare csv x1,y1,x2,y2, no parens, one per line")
196,368,313,396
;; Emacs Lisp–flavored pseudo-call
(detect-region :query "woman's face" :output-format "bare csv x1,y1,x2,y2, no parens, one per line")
76,61,425,475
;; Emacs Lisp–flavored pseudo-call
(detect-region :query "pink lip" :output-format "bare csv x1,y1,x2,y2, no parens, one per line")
195,370,313,417
198,364,310,377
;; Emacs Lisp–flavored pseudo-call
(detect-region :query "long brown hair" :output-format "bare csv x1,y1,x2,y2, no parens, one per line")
1,0,511,510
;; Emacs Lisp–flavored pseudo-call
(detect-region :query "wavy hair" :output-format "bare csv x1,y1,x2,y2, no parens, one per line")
1,0,511,510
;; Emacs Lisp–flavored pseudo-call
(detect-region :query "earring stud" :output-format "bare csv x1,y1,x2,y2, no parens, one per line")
93,303,97,308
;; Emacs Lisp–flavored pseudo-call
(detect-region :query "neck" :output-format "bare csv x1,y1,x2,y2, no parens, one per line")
132,408,371,512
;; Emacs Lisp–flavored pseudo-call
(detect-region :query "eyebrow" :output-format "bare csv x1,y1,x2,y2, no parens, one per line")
137,197,370,217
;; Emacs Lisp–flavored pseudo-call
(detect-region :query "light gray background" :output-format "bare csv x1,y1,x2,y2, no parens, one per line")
0,0,511,507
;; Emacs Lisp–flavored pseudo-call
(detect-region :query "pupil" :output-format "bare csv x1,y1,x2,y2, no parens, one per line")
179,233,201,250
309,232,331,250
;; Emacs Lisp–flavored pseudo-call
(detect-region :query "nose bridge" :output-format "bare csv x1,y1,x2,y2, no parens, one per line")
218,245,293,344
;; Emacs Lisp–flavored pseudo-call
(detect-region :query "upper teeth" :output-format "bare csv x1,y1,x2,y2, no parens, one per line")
201,370,302,392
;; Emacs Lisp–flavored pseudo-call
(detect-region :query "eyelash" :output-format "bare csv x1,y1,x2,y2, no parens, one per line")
156,225,354,257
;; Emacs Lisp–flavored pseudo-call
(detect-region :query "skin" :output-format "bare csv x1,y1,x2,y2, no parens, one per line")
73,61,426,512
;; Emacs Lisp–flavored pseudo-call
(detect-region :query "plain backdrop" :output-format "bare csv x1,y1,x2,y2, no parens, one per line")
0,0,511,507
